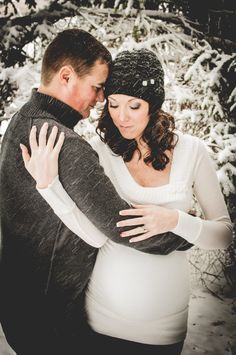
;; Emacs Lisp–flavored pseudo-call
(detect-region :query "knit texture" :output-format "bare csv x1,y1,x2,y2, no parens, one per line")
105,49,165,110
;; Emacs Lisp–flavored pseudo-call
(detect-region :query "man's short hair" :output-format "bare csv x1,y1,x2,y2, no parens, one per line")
41,28,112,85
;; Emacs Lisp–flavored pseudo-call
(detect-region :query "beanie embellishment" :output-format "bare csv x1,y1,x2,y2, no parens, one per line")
142,79,155,86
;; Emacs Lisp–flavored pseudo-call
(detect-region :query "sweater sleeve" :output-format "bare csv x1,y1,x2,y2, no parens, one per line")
171,140,233,249
37,175,108,248
40,131,192,255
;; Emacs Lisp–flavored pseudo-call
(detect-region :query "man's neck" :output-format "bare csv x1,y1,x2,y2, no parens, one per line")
38,84,58,99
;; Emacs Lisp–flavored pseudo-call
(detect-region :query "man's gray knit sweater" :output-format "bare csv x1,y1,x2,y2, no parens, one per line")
0,89,191,355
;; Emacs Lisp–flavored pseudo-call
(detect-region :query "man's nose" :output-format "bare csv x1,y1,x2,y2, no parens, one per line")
96,88,105,102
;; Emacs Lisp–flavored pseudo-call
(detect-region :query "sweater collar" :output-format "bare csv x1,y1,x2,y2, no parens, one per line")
28,89,83,129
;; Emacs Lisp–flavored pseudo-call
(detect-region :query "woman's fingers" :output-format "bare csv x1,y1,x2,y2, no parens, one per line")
20,144,30,166
131,204,150,209
117,217,144,227
119,208,146,216
53,132,65,156
29,123,64,153
38,122,48,147
29,126,38,151
129,233,153,243
120,226,149,238
47,126,58,150
120,226,152,241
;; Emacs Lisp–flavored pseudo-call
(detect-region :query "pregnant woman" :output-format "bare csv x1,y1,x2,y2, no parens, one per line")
21,49,232,355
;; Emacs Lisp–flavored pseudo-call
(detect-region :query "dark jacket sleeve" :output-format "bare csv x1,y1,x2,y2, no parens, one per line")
59,132,192,255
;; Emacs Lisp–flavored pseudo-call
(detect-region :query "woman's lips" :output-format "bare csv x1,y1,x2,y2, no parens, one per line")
120,125,133,129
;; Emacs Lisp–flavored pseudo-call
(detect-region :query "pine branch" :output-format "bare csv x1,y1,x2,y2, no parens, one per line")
0,1,80,66
0,1,78,27
80,7,236,52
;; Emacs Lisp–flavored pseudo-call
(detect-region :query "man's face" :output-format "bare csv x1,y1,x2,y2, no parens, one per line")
65,60,109,118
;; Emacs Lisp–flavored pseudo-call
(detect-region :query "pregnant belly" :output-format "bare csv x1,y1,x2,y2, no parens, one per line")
86,241,190,322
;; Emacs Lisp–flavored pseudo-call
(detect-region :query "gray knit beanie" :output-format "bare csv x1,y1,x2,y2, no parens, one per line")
105,49,165,111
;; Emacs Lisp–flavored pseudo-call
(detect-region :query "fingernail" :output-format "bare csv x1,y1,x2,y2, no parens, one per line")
32,125,36,130
116,222,120,227
19,143,23,150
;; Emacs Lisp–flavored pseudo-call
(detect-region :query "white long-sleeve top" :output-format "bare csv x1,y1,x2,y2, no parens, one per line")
37,131,232,345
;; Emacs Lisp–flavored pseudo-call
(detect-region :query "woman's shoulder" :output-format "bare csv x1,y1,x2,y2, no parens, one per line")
88,135,104,150
173,130,209,174
175,130,203,153
88,135,113,160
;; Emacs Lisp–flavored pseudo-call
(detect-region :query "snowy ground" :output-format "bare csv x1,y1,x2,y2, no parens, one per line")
182,287,236,355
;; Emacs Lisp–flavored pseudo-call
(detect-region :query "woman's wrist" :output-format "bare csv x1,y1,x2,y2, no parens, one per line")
36,175,59,190
36,182,50,189
169,209,179,230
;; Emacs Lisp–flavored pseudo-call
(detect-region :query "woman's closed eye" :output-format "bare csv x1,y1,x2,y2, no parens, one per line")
109,103,141,110
129,102,141,110
109,103,119,109
130,103,141,110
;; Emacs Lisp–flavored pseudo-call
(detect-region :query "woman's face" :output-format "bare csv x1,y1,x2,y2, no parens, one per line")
108,94,149,140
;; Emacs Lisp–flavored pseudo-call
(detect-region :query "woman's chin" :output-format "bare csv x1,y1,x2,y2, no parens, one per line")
118,130,136,140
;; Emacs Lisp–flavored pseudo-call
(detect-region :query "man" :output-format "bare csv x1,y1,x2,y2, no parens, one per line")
0,29,190,355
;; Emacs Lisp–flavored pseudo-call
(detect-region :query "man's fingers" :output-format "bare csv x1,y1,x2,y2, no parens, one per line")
38,122,48,147
47,126,58,150
54,132,65,156
20,144,30,166
29,126,38,151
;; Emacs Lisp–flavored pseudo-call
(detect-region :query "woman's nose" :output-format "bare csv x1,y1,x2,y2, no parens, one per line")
118,108,128,122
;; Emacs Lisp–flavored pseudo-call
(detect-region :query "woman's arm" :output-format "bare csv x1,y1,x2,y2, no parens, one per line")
117,140,233,250
21,123,193,254
182,140,233,249
36,175,107,248
20,123,107,248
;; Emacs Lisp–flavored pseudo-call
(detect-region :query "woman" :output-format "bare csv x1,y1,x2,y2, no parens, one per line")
20,49,232,354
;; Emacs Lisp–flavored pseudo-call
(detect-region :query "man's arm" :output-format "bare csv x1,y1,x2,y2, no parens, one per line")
57,132,192,255
21,122,192,255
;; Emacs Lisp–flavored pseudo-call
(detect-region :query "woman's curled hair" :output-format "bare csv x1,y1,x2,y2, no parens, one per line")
96,104,178,171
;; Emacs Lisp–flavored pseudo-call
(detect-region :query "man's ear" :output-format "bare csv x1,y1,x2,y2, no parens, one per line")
58,65,73,85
